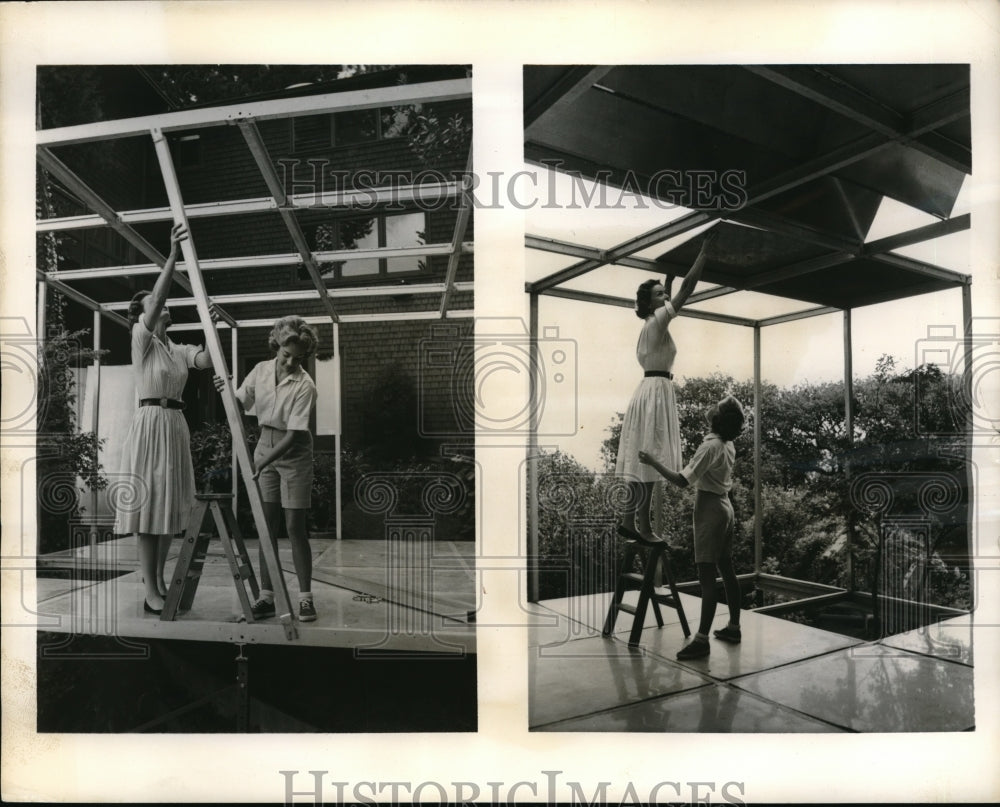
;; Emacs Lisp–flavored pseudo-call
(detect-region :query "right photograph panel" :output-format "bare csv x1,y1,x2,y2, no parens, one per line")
523,65,975,733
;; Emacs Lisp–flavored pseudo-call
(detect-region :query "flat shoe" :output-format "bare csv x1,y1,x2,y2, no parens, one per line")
676,638,710,660
143,600,163,615
714,626,742,644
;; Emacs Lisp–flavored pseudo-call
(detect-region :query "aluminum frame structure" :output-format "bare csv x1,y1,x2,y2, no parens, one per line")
36,78,474,606
523,66,973,614
526,216,972,608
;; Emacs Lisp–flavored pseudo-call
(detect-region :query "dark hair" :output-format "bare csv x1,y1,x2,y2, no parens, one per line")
127,291,150,328
268,315,318,357
634,279,659,319
711,395,745,442
634,275,675,319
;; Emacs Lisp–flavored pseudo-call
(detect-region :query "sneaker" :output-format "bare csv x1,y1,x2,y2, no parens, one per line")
298,599,317,622
676,637,710,660
251,598,276,620
713,626,742,644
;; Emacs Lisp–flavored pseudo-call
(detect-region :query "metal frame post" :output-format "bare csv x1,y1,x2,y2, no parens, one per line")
961,284,974,602
528,292,540,603
89,310,102,551
844,310,855,591
333,322,343,540
151,127,297,640
753,325,763,576
230,327,239,517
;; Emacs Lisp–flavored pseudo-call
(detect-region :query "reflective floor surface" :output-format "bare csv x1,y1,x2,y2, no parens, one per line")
530,594,974,732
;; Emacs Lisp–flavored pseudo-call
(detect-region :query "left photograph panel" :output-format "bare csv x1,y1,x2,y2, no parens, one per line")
33,64,477,732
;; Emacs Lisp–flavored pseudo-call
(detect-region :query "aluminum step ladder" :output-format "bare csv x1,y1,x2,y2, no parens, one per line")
162,494,260,623
602,528,690,648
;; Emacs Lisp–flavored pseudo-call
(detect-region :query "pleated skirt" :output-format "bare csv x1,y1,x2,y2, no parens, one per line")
114,407,195,535
615,376,682,483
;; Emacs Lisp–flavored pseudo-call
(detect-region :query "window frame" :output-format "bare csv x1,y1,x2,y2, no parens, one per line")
298,209,432,286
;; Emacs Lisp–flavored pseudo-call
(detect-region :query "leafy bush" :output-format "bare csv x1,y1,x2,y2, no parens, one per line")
555,360,972,612
36,305,108,554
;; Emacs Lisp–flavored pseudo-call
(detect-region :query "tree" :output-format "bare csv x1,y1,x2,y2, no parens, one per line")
575,362,971,617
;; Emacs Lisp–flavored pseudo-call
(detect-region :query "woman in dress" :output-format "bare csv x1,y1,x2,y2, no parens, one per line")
615,230,715,543
115,223,214,613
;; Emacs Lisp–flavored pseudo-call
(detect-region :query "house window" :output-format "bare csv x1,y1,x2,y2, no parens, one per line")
334,109,378,146
305,211,428,282
174,135,202,170
291,105,417,152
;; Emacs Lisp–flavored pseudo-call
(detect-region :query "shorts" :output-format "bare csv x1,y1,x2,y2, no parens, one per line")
255,425,313,509
692,489,734,564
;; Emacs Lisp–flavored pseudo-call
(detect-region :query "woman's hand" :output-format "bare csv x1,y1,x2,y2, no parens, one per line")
212,375,230,393
168,222,189,255
638,450,653,466
208,302,224,323
251,461,265,481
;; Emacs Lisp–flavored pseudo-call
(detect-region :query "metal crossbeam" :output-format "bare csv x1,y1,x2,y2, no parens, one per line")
103,282,475,311
725,208,862,254
439,151,474,317
863,214,970,256
537,286,757,327
36,183,462,232
869,253,971,285
524,66,613,129
528,212,968,305
37,147,170,266
238,119,339,323
746,67,971,173
167,309,475,331
530,211,715,292
45,243,467,282
757,306,841,327
36,272,129,329
526,234,664,272
36,146,238,329
37,79,472,147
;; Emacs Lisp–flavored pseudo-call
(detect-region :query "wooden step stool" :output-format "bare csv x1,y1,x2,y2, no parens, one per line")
602,530,690,648
162,494,260,622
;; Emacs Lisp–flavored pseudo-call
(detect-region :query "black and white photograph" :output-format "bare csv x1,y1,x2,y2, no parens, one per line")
2,2,999,805
524,64,979,733
31,63,476,733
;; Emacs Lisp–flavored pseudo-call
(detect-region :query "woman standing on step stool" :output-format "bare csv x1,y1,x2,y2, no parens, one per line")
115,223,215,614
215,315,319,623
615,230,715,544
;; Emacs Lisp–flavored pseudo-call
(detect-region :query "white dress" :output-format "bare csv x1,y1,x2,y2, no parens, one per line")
615,302,682,483
114,322,201,535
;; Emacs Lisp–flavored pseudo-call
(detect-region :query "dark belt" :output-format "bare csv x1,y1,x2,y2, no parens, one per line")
644,371,673,380
139,397,186,410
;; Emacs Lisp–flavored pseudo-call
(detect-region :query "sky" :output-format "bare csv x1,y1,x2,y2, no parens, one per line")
522,165,972,469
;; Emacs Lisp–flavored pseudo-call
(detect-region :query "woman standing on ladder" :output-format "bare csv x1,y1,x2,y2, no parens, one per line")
615,230,715,543
115,223,214,613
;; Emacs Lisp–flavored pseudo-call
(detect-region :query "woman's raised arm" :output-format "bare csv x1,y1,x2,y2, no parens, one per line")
141,222,188,331
668,229,716,314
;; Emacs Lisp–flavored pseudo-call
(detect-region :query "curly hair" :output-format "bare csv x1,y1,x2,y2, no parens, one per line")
711,395,746,442
634,275,675,319
268,315,318,357
127,290,151,328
